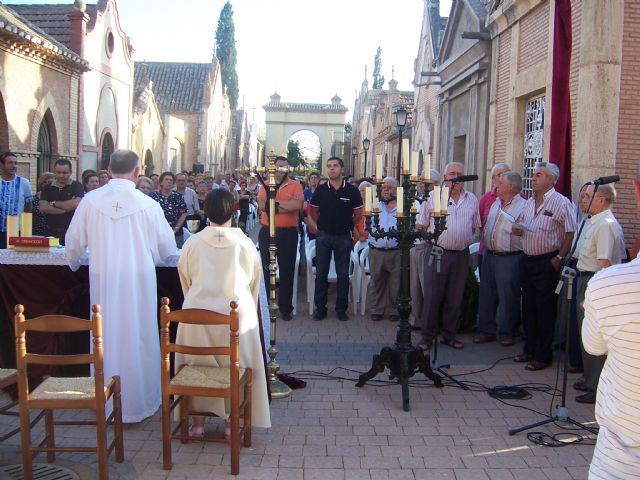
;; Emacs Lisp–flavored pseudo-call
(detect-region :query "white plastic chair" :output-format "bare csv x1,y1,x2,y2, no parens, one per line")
306,243,357,314
469,242,480,280
182,227,192,241
352,241,368,305
359,245,372,315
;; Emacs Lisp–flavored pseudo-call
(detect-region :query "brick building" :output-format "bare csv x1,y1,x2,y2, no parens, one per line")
487,0,640,246
0,4,88,186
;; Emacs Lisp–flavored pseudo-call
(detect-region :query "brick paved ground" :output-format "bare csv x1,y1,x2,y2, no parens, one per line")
0,240,599,479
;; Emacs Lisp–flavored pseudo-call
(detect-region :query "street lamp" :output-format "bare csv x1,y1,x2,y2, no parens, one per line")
351,146,357,177
394,107,407,181
362,138,370,177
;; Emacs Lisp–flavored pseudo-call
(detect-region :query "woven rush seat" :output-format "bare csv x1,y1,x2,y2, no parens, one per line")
30,376,115,401
0,368,17,385
171,365,247,389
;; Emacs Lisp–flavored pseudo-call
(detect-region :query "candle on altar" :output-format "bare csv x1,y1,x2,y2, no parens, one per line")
411,151,419,177
441,186,450,213
20,212,32,237
365,186,372,214
396,187,404,216
401,139,410,174
424,154,431,180
375,155,383,181
6,215,18,248
372,186,379,210
433,186,441,213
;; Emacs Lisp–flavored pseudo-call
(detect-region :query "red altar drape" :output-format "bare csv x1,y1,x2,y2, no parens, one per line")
549,0,573,197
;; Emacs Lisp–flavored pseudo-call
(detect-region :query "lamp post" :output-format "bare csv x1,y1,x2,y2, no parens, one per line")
236,148,303,399
394,107,407,182
351,146,357,177
362,138,370,178
356,143,446,411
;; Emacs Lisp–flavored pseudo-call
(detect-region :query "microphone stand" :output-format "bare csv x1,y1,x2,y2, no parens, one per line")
508,182,601,436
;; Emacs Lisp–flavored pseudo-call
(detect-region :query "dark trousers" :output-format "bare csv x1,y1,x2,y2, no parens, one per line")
420,249,470,341
477,252,523,338
259,226,298,315
521,255,559,363
568,281,583,369
314,230,352,314
0,231,6,249
576,274,605,389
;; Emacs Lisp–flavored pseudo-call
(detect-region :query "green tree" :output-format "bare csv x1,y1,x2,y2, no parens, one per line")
287,140,305,167
344,122,352,135
373,46,385,89
215,2,239,110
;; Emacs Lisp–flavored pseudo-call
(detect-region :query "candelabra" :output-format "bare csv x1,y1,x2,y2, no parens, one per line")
237,148,303,399
355,172,448,411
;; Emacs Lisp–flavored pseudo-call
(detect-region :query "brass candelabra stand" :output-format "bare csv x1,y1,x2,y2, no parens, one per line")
356,173,448,411
237,149,304,399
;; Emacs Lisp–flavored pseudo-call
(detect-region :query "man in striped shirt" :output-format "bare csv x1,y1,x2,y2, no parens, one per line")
416,162,481,350
582,173,640,479
513,162,575,371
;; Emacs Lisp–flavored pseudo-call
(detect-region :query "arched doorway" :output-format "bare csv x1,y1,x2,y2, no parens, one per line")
37,110,57,177
100,131,114,170
288,130,322,170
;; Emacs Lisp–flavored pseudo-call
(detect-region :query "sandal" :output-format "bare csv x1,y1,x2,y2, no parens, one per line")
417,337,432,351
188,424,204,439
525,361,548,371
440,338,464,349
513,353,533,363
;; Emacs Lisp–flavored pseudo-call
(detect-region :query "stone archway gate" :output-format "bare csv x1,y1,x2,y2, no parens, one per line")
263,93,348,174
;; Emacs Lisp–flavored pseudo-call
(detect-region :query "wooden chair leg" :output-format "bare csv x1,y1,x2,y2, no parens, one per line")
161,392,172,470
44,409,55,463
180,396,189,444
113,378,124,463
19,403,33,480
95,402,108,480
230,410,240,475
243,381,252,448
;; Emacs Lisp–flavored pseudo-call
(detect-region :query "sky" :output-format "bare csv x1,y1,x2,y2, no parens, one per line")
12,0,452,127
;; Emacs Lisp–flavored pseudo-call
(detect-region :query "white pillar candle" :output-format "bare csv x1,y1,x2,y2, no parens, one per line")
372,186,379,210
396,187,404,216
20,212,32,237
433,186,441,213
411,151,419,177
424,154,431,180
376,154,383,181
402,139,410,174
365,186,372,214
441,186,450,213
6,215,18,248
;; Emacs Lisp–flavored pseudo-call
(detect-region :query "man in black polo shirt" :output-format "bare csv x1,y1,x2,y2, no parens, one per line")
310,157,363,321
40,159,84,244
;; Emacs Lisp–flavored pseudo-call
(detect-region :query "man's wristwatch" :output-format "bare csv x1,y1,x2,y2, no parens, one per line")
51,201,57,208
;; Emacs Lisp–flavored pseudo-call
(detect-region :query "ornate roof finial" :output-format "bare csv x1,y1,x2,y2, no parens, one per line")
364,64,368,80
392,65,395,80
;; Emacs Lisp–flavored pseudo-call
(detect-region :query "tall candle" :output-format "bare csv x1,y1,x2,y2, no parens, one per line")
433,186,441,213
411,151,419,177
376,154,383,181
441,186,450,213
6,215,18,248
401,139,410,174
372,186,379,210
20,212,32,237
424,154,431,180
396,187,404,216
365,186,372,213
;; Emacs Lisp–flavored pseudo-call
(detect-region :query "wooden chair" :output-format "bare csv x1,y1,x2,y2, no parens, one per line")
0,368,44,442
14,304,124,480
160,297,252,475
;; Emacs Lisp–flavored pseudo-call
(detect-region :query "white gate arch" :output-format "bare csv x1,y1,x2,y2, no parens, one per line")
263,93,348,174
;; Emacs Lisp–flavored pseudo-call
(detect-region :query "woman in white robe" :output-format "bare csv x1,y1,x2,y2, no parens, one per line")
175,188,271,434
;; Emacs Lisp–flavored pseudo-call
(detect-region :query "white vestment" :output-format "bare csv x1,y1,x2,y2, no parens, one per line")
175,226,271,428
65,179,176,423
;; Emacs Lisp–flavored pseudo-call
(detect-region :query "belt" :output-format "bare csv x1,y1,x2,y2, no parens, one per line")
577,270,595,277
487,250,522,257
525,250,559,260
443,248,467,253
370,245,398,251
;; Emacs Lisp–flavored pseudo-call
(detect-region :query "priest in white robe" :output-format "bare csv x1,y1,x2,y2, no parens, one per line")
175,188,271,435
65,149,176,423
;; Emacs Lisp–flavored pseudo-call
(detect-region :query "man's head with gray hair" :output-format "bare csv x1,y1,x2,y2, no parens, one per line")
490,163,511,188
501,171,522,194
382,176,399,187
596,184,617,205
109,150,139,175
532,161,560,194
534,161,560,184
444,162,465,176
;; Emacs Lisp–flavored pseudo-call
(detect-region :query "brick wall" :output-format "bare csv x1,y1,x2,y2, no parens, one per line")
518,2,549,72
615,0,640,249
493,29,511,164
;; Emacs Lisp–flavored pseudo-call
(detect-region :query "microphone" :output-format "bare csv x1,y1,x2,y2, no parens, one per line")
593,175,620,185
450,174,479,183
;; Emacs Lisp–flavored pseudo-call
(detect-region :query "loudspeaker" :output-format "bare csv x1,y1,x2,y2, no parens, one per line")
192,164,204,174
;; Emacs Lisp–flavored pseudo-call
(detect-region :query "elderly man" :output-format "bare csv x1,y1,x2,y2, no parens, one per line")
175,172,199,217
367,177,400,322
475,171,527,346
416,162,481,350
478,163,511,258
572,183,626,404
66,150,176,422
0,152,32,249
581,171,640,478
514,162,575,371
257,156,303,321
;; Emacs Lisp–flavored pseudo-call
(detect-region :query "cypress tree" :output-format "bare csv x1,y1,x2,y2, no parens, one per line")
215,2,239,110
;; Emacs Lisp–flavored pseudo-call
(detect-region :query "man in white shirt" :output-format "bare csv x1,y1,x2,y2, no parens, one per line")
582,171,640,479
573,183,626,404
367,177,400,322
65,150,176,423
174,173,199,217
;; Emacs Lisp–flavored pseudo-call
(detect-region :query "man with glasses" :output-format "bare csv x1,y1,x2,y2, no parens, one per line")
416,162,481,350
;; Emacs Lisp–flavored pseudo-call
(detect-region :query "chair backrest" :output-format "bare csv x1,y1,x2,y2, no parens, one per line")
14,304,105,402
159,297,239,392
360,245,370,274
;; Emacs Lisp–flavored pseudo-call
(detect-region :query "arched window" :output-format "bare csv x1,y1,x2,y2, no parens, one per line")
37,115,52,176
100,132,114,170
